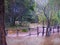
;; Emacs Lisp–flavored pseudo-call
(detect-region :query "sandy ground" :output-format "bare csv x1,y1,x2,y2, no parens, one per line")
6,33,60,45
6,24,60,45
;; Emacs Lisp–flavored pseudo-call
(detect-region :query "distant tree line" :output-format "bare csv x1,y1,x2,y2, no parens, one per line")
5,0,38,26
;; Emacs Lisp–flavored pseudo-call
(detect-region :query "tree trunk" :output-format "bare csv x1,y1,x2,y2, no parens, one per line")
42,20,45,36
12,17,15,26
10,17,15,26
46,19,50,36
0,0,7,45
57,25,59,33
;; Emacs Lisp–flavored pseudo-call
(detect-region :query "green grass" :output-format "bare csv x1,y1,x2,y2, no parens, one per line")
22,29,28,32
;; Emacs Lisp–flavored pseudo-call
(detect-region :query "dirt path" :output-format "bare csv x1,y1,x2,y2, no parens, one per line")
6,33,60,45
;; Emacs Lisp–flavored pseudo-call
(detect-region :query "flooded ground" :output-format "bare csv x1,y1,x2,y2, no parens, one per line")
6,33,60,45
6,24,60,45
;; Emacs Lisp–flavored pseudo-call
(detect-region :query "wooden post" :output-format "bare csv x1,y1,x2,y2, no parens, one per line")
42,20,44,36
46,19,50,36
29,28,31,36
57,25,59,33
0,0,7,45
37,27,39,36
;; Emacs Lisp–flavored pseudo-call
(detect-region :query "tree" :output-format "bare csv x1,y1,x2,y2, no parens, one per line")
5,0,36,26
35,0,49,36
0,0,7,45
22,0,36,23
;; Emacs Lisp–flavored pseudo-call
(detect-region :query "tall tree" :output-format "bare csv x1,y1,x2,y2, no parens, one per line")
0,0,7,45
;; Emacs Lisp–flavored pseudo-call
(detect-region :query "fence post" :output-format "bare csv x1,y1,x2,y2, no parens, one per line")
37,27,39,36
42,26,44,36
53,27,55,33
57,25,59,33
29,28,31,36
16,29,19,37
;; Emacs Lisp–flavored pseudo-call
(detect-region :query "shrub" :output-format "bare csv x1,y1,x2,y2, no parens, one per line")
22,29,28,32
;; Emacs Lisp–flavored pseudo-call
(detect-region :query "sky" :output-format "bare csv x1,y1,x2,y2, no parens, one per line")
35,0,49,6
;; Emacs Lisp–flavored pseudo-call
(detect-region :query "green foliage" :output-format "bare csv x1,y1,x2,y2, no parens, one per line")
50,11,59,25
57,10,60,24
22,29,28,32
24,0,35,11
24,0,30,8
29,3,35,11
38,12,47,24
22,0,36,22
54,0,60,5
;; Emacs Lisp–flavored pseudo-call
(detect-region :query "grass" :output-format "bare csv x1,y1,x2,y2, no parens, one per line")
22,29,28,32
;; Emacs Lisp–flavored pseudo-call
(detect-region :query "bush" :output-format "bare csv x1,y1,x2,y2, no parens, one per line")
22,29,28,32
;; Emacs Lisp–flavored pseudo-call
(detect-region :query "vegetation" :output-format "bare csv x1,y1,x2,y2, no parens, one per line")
22,29,28,32
5,0,60,36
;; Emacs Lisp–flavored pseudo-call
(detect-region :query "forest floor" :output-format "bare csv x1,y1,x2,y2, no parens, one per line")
6,23,60,45
6,33,60,45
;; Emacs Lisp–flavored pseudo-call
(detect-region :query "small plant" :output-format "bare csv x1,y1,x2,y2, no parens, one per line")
22,29,28,32
9,25,16,28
